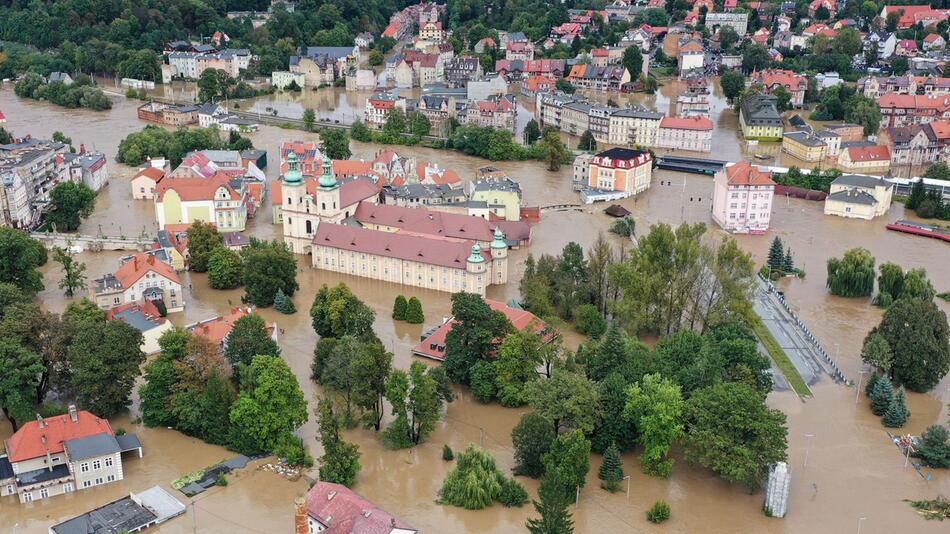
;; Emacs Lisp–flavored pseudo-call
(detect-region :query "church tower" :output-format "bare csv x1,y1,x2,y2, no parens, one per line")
281,152,310,254
315,152,342,219
465,243,487,294
490,227,508,285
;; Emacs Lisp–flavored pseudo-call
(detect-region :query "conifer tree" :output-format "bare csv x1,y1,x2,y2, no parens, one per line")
767,237,784,271
882,387,910,428
406,296,425,324
864,372,881,397
392,295,407,321
869,376,893,416
783,248,794,272
526,474,574,534
274,288,296,314
598,442,624,492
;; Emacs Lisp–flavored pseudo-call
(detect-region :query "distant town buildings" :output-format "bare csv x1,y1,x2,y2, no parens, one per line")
823,174,894,220
166,48,253,79
884,118,950,165
287,46,357,87
712,161,775,234
749,69,807,108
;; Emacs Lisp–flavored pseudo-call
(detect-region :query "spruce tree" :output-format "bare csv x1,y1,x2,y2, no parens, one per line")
598,442,624,492
526,475,574,534
274,288,296,314
392,295,407,321
864,372,881,397
783,248,794,272
767,237,784,271
406,296,425,324
882,387,909,428
869,376,893,416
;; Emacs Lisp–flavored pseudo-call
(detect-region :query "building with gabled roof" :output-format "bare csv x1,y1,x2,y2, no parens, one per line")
105,300,172,354
739,93,783,140
712,161,776,234
154,171,249,232
823,174,893,219
186,306,277,350
295,482,416,534
93,252,184,313
837,145,891,172
657,115,713,152
749,69,807,108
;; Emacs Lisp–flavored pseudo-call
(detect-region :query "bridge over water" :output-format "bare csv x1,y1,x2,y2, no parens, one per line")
30,232,154,252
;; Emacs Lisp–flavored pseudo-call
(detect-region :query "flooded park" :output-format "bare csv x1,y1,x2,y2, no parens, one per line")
0,84,948,533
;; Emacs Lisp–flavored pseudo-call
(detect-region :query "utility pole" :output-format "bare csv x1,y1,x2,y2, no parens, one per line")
192,501,198,533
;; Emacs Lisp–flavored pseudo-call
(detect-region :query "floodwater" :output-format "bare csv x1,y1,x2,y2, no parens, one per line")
1,86,949,534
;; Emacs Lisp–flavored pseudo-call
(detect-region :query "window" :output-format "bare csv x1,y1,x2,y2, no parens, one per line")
113,297,120,304
107,475,115,482
95,477,104,485
63,483,73,493
306,220,313,234
23,492,32,503
92,459,101,470
287,197,292,205
40,488,49,499
83,480,92,488
104,457,113,467
80,462,89,473
5,484,13,495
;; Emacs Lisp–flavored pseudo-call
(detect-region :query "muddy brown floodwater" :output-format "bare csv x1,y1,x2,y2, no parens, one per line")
1,86,949,534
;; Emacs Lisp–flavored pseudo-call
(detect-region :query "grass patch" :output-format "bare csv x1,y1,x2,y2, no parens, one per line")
937,292,950,302
750,313,812,398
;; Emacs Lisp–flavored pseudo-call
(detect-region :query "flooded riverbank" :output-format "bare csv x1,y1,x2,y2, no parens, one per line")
1,88,949,533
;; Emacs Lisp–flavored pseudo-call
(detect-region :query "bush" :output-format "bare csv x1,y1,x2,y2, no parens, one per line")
392,295,407,320
274,288,297,314
647,500,671,523
216,474,228,486
406,296,424,324
469,360,498,402
438,445,506,510
274,432,314,467
442,444,454,461
498,478,529,507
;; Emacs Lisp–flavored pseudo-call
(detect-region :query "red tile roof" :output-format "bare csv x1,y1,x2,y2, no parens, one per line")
5,411,114,462
751,69,806,91
846,145,890,162
155,172,239,202
354,202,495,242
724,161,775,186
660,115,713,130
305,482,415,534
929,119,950,139
877,93,950,110
188,307,275,347
340,178,379,207
134,167,165,182
412,299,551,360
114,252,181,288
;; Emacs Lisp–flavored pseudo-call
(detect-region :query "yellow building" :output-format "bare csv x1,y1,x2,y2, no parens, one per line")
837,145,892,173
470,169,523,221
782,130,827,162
823,174,894,219
154,173,248,232
739,94,784,141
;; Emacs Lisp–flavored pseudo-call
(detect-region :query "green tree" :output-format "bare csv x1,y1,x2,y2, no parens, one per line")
526,369,600,434
906,178,927,210
368,49,384,65
513,412,556,478
383,108,407,135
598,442,624,492
392,295,408,320
623,373,683,477
350,120,373,142
495,327,544,407
682,382,788,491
538,127,570,172
69,319,145,417
224,313,280,369
469,360,498,402
622,45,642,83
913,425,950,468
0,228,46,294
185,221,222,273
844,95,882,136
526,472,575,534
574,304,606,339
303,108,315,132
320,127,351,159
720,70,745,101
831,27,864,56
439,445,508,509
53,247,86,297
555,78,576,94
197,68,223,102
772,86,792,112
405,296,424,324
229,355,308,454
443,444,454,461
409,111,431,137
861,333,893,375
882,386,909,428
0,340,44,431
865,371,881,397
443,292,511,383
871,298,949,392
741,45,769,73
578,130,596,152
274,288,296,314
499,478,529,507
242,239,298,307
139,328,189,428
543,429,591,492
46,181,95,231
310,283,376,338
590,372,639,453
350,339,392,431
826,248,875,298
316,397,361,486
207,246,243,289
524,119,542,145
718,26,739,51
869,375,894,416
383,361,448,447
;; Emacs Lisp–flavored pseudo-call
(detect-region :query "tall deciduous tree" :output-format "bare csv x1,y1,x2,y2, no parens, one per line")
0,302,72,403
495,327,544,407
69,319,145,417
310,283,376,338
624,373,683,477
320,127,351,159
526,369,600,434
622,45,642,83
443,291,511,384
229,355,308,454
543,430,591,492
0,340,44,431
242,239,298,307
383,361,449,448
0,227,46,294
46,181,96,231
224,313,280,370
513,412,556,478
208,246,243,289
826,248,875,298
869,298,949,392
350,339,393,431
53,247,86,297
590,372,639,453
186,221,222,273
316,397,361,487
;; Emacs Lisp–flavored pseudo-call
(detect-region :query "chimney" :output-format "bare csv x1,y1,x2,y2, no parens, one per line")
79,143,86,154
294,497,308,534
68,404,78,423
36,414,44,428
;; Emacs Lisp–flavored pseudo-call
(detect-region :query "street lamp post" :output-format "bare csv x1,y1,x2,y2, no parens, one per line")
856,517,866,534
804,433,815,469
855,367,868,403
623,475,631,498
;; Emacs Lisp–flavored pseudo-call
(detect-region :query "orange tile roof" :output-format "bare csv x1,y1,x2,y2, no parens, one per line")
5,411,114,462
751,69,806,90
332,159,373,176
846,145,890,162
134,167,165,181
188,307,275,346
660,115,713,130
114,252,181,288
725,161,775,186
155,172,238,202
929,119,950,139
877,93,950,110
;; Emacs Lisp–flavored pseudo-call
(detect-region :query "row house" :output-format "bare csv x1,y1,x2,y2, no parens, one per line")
289,46,356,87
560,101,593,137
877,93,950,128
749,69,807,108
883,119,950,165
520,75,557,98
137,102,198,126
64,151,108,192
463,94,517,133
494,59,566,81
859,75,950,99
417,94,462,134
167,49,252,79
444,57,483,87
0,137,70,229
608,106,663,146
93,252,184,313
536,91,576,130
656,115,713,152
566,64,631,91
506,41,534,61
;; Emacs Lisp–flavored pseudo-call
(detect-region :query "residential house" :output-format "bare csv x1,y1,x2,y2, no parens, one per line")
137,102,198,126
773,31,807,50
924,33,946,52
444,57,482,87
106,300,172,354
739,94,784,140
187,306,278,350
824,123,865,142
782,130,828,161
705,12,749,35
859,75,950,98
294,482,417,534
65,151,108,192
132,166,167,201
506,41,534,61
380,182,466,208
879,5,950,29
864,31,897,61
494,59,566,80
657,115,713,152
0,406,142,504
154,172,249,232
621,27,654,52
711,160,775,234
816,129,842,157
418,20,446,45
749,69,807,108
355,32,374,49
464,94,517,132
154,227,188,271
586,147,653,196
676,89,711,118
877,93,950,128
289,46,355,87
884,119,950,165
808,0,835,18
677,39,705,75
93,252,184,313
895,39,918,57
365,92,405,129
567,64,631,91
272,70,305,89
469,170,523,221
837,145,892,172
520,75,556,97
823,174,894,219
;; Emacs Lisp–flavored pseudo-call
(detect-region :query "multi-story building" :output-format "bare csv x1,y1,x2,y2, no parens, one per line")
288,46,355,87
444,57,482,87
587,148,653,196
167,49,252,79
676,88,710,117
137,102,198,126
657,115,713,152
880,5,950,30
705,12,749,35
0,406,142,504
65,152,108,192
782,130,828,162
294,482,417,534
884,119,950,165
572,154,594,190
506,40,534,61
494,59,566,80
418,20,446,44
749,69,807,108
520,75,556,98
712,160,775,234
560,101,593,137
380,182,466,208
608,106,663,146
106,300,173,354
537,91,576,130
93,252,184,313
464,94,517,132
877,93,950,128
154,172,249,232
0,137,70,229
365,92,405,130
187,306,278,350
566,64,631,91
837,145,892,173
739,94,784,140
823,175,894,220
469,169,523,221
131,166,166,201
271,70,305,90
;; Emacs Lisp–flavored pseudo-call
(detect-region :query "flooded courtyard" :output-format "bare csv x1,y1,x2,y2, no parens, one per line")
0,87,948,533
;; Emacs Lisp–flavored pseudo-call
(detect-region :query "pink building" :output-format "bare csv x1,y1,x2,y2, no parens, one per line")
712,161,776,234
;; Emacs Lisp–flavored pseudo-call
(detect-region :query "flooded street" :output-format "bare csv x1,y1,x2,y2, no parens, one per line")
1,87,949,533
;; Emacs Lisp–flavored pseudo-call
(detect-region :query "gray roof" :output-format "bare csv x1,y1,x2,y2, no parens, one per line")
51,495,156,534
612,106,663,119
827,189,877,205
64,433,121,461
301,46,352,59
16,463,71,486
833,174,889,189
472,176,522,194
116,433,143,452
783,130,825,147
0,456,13,480
740,93,782,125
110,307,163,333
